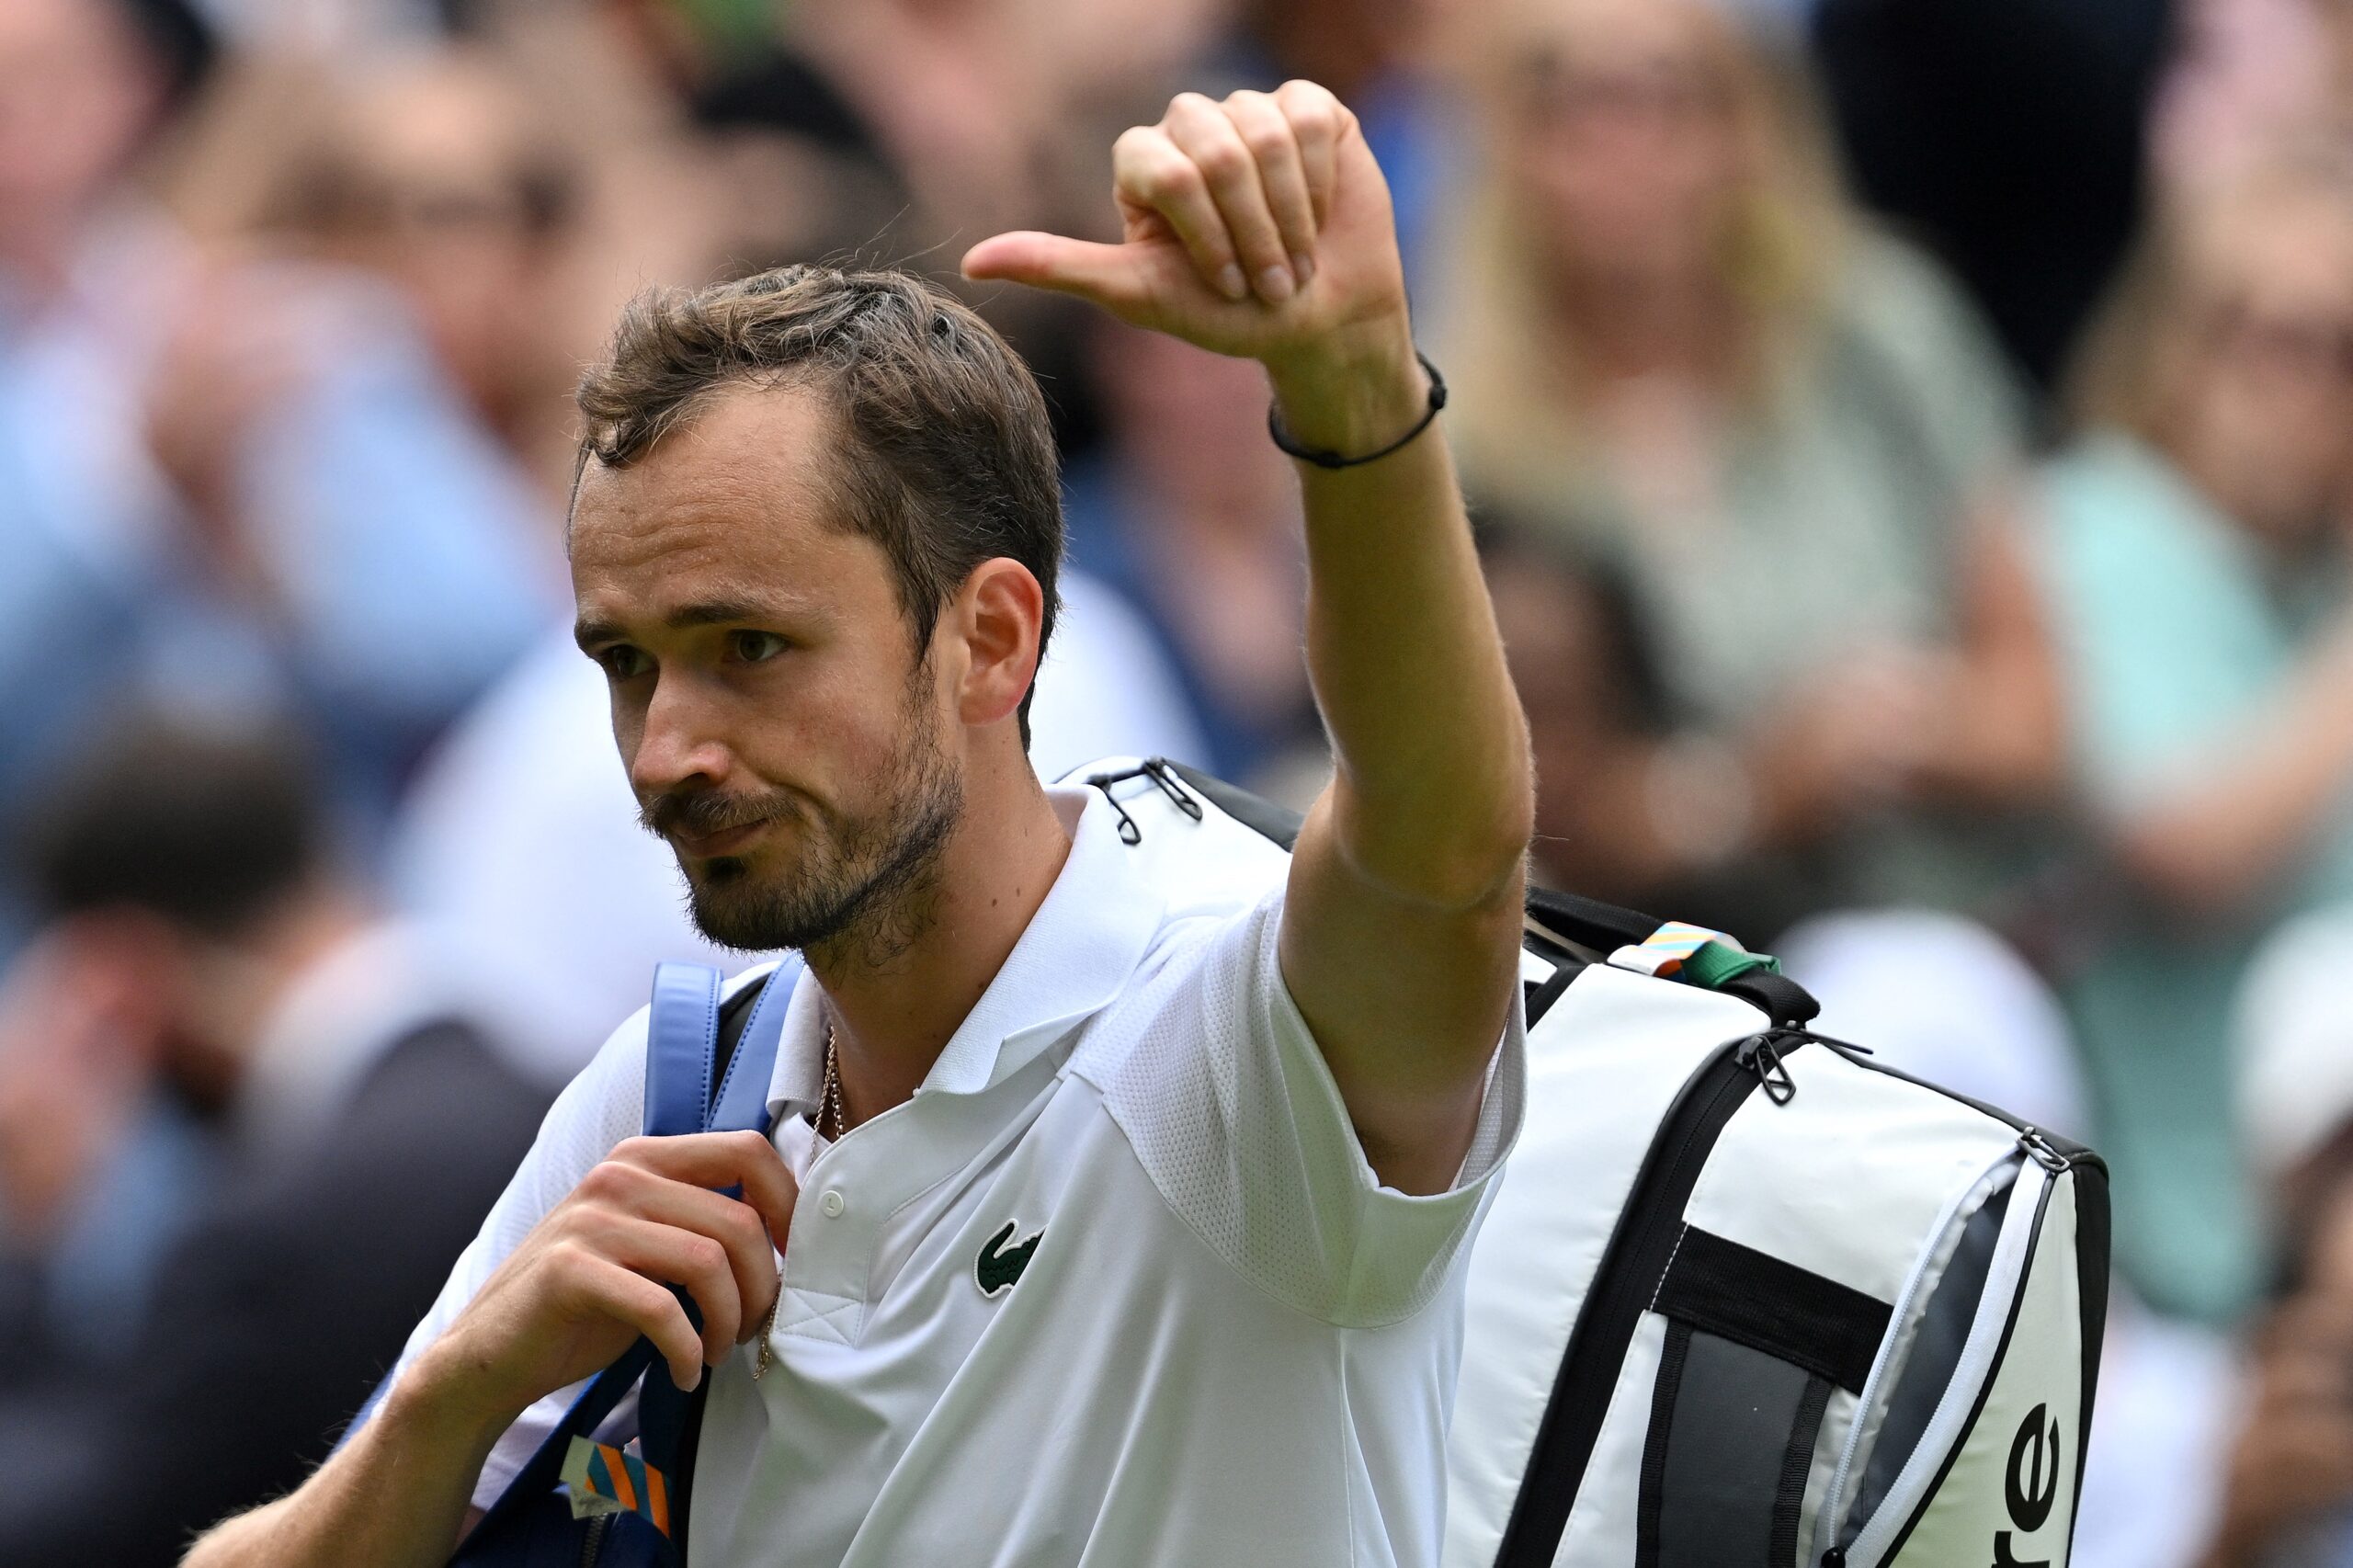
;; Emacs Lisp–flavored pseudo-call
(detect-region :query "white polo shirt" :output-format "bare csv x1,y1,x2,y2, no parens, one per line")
388,785,1524,1567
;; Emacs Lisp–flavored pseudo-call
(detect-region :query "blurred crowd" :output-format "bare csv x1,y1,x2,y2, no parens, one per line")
2,0,2352,1561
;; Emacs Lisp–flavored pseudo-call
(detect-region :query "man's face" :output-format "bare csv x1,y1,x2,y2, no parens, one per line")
571,384,964,956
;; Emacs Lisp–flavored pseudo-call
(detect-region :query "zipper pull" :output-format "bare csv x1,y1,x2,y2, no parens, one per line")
1822,1550,1847,1568
1734,1031,1798,1105
1142,757,1204,820
2018,1126,2070,1173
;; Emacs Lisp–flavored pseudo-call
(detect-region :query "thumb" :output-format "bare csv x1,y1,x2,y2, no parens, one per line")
961,232,1145,312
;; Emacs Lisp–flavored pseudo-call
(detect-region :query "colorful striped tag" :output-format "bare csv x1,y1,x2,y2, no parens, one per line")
1607,919,1783,990
561,1435,671,1537
1608,920,1739,980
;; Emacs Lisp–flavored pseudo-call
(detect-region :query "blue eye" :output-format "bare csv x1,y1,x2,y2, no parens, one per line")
728,631,789,664
597,645,653,680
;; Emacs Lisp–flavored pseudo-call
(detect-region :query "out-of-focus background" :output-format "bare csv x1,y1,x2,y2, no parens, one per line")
1,0,2350,1560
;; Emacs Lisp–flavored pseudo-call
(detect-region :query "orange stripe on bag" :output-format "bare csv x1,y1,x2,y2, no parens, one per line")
600,1443,639,1513
644,1463,670,1535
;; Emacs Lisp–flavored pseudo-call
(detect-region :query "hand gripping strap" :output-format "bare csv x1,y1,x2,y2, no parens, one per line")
632,960,801,1505
453,960,801,1565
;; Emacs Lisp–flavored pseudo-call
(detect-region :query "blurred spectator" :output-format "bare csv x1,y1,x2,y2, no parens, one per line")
782,0,1229,246
392,574,1208,1082
0,0,553,949
0,719,547,1567
2152,0,2353,207
2228,903,2353,1567
2239,905,2353,1206
2200,1014,2353,1567
541,0,920,288
1063,318,1322,793
452,0,1228,461
1434,0,2059,942
1204,0,1464,286
1478,523,1677,912
1811,0,2169,395
0,924,217,1375
255,44,589,492
2035,153,2353,1323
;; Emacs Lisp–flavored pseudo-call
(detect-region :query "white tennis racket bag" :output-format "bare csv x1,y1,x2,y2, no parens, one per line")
1075,758,2109,1568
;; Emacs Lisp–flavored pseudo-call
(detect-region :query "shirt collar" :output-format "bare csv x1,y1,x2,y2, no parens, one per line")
765,785,1166,1119
765,965,828,1119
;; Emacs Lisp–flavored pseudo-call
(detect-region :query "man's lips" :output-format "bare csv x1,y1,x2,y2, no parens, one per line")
671,817,776,858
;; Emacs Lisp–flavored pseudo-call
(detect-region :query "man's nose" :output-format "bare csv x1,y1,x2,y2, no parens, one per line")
630,674,733,798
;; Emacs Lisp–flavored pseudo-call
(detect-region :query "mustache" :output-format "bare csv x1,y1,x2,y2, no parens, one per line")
638,783,795,841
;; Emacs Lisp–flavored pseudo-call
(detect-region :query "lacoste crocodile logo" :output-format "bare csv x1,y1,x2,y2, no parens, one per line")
975,1220,1043,1298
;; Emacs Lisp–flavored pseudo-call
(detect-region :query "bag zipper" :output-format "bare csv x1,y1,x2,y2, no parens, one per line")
1831,1149,2063,1567
1810,1142,2026,1567
1492,1032,1806,1567
579,1513,610,1567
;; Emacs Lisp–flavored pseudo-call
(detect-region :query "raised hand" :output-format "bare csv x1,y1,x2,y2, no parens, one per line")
973,83,1527,1203
961,82,1408,377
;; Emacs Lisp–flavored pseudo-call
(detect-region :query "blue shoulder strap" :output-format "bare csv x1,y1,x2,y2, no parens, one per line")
710,959,798,1134
643,962,722,1138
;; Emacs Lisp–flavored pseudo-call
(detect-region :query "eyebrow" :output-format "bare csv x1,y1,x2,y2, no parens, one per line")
573,597,780,652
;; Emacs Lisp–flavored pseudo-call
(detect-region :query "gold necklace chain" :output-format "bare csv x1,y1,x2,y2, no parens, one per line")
816,1023,846,1142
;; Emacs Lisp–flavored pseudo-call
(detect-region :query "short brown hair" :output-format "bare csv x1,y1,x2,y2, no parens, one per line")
574,266,1063,736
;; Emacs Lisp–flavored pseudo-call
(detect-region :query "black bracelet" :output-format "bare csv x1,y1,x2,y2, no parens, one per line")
1267,351,1449,470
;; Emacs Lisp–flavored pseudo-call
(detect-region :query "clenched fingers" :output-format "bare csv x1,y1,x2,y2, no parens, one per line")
1113,123,1244,299
608,1130,800,1244
558,1248,710,1392
1274,79,1347,226
1117,85,1348,308
591,1213,749,1368
1222,90,1318,287
1163,92,1295,302
571,1157,781,1346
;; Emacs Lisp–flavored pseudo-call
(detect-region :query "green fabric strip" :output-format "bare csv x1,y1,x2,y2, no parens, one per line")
1681,941,1781,990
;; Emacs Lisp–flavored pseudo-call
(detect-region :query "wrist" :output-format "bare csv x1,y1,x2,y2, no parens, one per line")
1263,316,1424,459
393,1337,529,1462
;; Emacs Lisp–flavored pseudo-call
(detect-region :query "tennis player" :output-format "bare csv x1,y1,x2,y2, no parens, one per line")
189,77,1532,1568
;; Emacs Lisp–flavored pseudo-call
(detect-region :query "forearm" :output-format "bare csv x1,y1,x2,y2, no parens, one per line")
184,1360,505,1568
1270,324,1533,906
1915,516,2065,805
2116,624,2353,912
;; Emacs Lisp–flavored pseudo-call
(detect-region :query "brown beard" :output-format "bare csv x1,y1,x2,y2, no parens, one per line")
639,675,964,963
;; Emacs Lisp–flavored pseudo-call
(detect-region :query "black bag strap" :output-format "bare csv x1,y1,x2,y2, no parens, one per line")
1524,885,1664,957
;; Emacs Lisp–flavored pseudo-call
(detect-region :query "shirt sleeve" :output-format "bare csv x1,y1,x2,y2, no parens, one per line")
1093,890,1525,1329
366,1004,653,1510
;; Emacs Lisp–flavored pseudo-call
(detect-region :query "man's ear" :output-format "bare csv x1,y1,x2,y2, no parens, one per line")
949,558,1046,729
